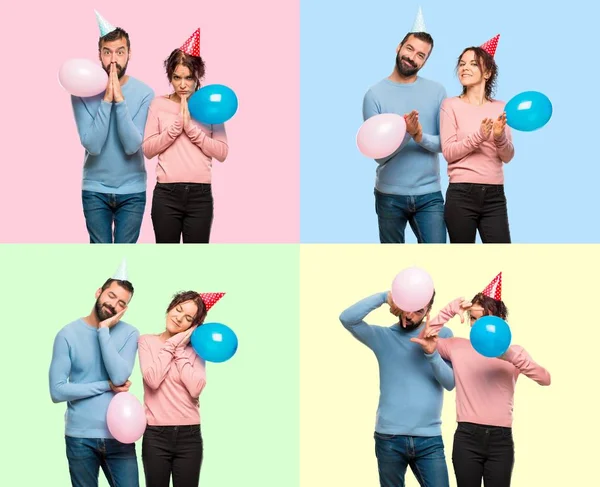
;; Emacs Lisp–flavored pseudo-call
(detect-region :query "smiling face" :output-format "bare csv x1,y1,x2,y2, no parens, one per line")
94,281,132,321
458,49,487,88
395,34,432,77
456,47,498,99
165,300,199,334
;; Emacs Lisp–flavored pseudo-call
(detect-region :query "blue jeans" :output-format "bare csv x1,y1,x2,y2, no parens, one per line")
374,432,450,487
65,436,139,487
374,189,446,243
82,191,146,243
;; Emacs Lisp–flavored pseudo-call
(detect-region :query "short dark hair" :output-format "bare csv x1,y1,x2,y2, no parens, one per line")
101,278,134,297
457,47,498,100
471,293,508,319
98,27,131,51
400,32,434,52
166,291,207,327
164,49,206,92
427,290,436,310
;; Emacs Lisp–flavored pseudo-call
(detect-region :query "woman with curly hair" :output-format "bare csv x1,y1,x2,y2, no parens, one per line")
411,273,551,487
142,29,228,244
440,35,515,243
138,291,224,487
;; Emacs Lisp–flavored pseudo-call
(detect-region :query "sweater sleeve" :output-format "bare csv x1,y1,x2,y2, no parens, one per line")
174,347,207,399
339,292,389,353
71,96,113,156
142,105,184,159
424,330,455,392
114,90,154,155
440,102,487,163
49,333,111,403
184,122,229,162
415,85,446,153
138,336,177,390
501,345,551,385
419,298,463,338
362,89,411,165
493,126,515,163
97,327,139,386
421,299,462,362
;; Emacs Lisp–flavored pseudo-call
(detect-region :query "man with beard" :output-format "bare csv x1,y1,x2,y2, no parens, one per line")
70,10,154,243
49,259,140,487
339,288,454,487
363,7,447,244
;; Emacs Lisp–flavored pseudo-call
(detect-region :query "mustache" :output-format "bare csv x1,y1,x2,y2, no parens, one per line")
104,63,124,72
103,304,116,315
400,56,416,68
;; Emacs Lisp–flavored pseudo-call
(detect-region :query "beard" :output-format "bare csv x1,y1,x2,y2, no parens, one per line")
395,55,419,77
95,299,116,321
398,316,425,333
103,61,128,79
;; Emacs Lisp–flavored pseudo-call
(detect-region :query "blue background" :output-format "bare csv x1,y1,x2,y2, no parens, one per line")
300,0,600,243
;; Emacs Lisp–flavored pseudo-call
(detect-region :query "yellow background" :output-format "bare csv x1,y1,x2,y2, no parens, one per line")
300,244,596,486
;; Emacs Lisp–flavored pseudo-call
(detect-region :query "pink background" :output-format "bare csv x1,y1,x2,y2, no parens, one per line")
0,0,299,243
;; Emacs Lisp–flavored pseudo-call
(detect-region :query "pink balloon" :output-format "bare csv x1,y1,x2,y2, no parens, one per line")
106,392,147,444
357,113,407,159
58,59,108,97
391,267,434,312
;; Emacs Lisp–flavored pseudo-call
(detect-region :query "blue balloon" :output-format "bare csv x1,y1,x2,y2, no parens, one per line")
504,91,552,132
190,322,238,363
188,84,238,124
469,316,512,358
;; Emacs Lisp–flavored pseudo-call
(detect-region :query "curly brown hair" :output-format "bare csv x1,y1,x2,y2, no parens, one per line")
166,291,207,327
164,49,205,92
470,293,508,320
456,47,498,101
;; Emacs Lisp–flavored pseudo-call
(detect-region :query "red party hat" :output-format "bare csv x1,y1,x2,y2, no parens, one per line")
482,273,502,301
200,292,225,311
180,28,201,57
481,34,500,57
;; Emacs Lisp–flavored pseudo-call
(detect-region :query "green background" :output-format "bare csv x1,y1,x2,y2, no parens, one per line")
0,245,299,486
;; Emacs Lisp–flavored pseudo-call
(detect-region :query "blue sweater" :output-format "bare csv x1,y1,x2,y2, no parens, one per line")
363,77,447,196
71,76,154,194
340,292,454,436
49,318,139,438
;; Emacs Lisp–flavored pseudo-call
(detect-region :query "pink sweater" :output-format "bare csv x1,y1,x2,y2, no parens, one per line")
425,299,551,427
440,97,515,185
142,96,228,184
138,334,207,426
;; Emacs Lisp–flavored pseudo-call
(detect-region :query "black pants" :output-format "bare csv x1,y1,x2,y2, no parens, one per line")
142,425,203,487
444,183,511,243
452,422,514,487
151,183,213,243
